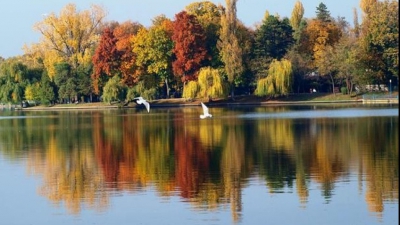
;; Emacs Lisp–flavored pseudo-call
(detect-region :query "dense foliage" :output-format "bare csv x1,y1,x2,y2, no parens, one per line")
0,0,398,105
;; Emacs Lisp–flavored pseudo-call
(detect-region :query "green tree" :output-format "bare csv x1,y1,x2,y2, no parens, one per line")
316,46,336,94
76,64,93,102
359,0,398,83
316,2,331,22
252,14,294,81
0,60,28,103
54,62,77,103
255,15,294,60
38,72,56,105
286,49,313,93
332,36,361,94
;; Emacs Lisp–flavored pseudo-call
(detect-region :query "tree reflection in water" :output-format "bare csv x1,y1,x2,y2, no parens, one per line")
0,107,397,221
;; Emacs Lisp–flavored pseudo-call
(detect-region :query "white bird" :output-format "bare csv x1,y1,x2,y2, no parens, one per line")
134,97,150,112
200,102,212,119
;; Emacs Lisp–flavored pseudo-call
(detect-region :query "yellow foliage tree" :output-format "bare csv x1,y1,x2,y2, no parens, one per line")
182,80,199,99
26,3,106,79
255,59,292,97
197,67,228,99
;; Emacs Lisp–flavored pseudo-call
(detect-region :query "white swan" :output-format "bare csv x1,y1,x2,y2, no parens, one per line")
200,102,212,119
134,97,150,112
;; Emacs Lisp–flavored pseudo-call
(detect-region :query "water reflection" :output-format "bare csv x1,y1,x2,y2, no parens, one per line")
0,105,398,223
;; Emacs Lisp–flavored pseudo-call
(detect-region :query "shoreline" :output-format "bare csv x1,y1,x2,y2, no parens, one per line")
3,93,398,111
19,99,366,111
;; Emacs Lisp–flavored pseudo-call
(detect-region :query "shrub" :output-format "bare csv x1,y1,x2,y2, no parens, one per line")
340,87,347,95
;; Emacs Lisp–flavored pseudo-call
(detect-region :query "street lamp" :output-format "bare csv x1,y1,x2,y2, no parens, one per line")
389,79,392,96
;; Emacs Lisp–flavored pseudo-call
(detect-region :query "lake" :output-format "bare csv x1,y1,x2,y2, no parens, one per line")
0,103,398,225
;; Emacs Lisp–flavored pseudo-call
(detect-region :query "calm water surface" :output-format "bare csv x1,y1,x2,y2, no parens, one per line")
0,104,398,225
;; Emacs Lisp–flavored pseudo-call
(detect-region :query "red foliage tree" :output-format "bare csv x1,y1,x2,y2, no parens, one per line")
172,11,208,83
92,27,121,94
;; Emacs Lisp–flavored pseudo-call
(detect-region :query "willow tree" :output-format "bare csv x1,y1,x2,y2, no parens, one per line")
102,75,126,104
218,0,243,99
182,80,199,99
0,60,28,103
28,3,106,79
255,59,293,97
197,67,228,99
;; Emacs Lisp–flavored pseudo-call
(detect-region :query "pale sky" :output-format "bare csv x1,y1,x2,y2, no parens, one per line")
0,0,361,58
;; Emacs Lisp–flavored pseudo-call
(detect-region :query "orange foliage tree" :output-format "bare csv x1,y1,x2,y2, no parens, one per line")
92,22,143,94
114,21,143,87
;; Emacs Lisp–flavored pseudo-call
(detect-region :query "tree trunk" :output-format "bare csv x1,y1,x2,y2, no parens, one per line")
165,78,170,98
330,73,335,96
230,83,235,100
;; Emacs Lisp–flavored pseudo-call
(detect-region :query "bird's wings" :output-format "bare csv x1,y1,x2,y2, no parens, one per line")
201,102,209,115
143,101,150,112
134,97,150,112
134,96,144,103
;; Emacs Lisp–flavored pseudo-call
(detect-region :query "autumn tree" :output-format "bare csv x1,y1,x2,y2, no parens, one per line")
186,1,223,67
92,27,120,94
299,4,342,75
182,80,200,99
113,21,143,86
29,4,106,79
360,0,378,15
290,0,305,42
255,59,293,97
218,0,243,99
197,67,228,99
133,15,174,98
172,11,208,85
353,8,360,38
92,21,142,95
